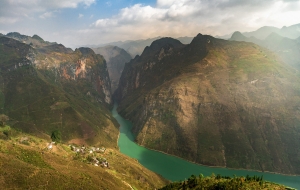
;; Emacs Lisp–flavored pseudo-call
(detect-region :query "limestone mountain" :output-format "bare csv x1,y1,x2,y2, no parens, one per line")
0,33,168,189
115,34,300,175
95,36,193,58
230,32,300,70
0,35,115,147
242,23,300,40
5,32,56,48
92,45,132,93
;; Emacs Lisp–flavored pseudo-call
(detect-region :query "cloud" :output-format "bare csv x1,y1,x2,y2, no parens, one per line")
40,11,54,19
0,17,19,24
84,0,300,45
0,0,96,24
79,14,84,18
1,0,299,48
106,1,112,7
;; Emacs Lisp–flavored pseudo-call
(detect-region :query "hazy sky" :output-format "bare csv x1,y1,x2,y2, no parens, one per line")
0,0,299,48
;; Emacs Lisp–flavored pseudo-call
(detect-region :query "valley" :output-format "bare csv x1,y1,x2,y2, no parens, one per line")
1,24,300,189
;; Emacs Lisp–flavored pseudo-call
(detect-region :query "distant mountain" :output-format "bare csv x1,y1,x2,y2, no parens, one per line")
176,36,194,44
94,36,193,58
115,34,300,175
243,23,300,39
92,45,132,93
230,31,300,69
215,33,233,40
5,32,56,48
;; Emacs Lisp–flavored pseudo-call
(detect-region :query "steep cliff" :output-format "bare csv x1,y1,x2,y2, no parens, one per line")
92,45,132,93
115,34,300,174
0,36,116,147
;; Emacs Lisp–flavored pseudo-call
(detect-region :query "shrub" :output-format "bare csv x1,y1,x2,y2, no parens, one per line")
51,130,62,143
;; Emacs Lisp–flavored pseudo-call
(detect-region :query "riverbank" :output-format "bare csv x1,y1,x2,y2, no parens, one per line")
137,143,300,177
113,104,300,189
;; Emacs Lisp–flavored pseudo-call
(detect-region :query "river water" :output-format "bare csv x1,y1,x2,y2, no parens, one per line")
112,104,300,189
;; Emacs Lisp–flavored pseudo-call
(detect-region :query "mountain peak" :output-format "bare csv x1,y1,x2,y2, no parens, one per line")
141,37,183,57
32,34,44,42
265,32,284,41
77,47,95,55
230,31,247,41
150,37,183,48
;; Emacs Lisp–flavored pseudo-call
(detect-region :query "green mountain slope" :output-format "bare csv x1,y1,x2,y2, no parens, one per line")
0,36,116,147
115,34,300,175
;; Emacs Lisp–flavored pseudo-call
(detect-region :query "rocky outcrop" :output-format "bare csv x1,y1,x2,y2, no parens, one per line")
115,34,300,174
34,46,112,105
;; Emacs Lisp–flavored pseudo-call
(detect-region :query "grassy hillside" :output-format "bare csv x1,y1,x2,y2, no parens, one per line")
116,34,300,174
0,128,167,189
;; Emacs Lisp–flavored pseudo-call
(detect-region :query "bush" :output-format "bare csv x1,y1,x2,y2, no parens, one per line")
51,130,61,143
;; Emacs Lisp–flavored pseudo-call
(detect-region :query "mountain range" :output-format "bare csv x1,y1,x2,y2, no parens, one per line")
1,23,300,189
218,23,300,40
115,34,300,175
94,36,194,58
230,31,300,70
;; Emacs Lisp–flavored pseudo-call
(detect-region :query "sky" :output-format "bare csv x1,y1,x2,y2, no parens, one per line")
0,0,300,48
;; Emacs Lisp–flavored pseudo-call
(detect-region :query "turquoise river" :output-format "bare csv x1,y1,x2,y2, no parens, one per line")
112,104,300,189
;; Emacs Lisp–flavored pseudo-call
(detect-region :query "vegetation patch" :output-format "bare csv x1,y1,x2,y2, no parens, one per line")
159,174,290,190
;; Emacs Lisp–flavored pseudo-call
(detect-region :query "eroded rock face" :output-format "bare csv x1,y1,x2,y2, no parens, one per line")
33,46,112,105
0,36,116,147
115,35,300,175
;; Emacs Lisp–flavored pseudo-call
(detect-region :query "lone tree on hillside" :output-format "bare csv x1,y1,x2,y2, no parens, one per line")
0,114,9,126
51,130,62,143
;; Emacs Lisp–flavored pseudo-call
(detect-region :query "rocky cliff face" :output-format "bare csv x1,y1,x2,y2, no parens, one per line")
35,45,112,105
115,34,300,174
0,36,116,147
92,45,132,93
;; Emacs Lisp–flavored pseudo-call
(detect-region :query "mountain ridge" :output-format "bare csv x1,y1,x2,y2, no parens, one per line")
115,34,300,175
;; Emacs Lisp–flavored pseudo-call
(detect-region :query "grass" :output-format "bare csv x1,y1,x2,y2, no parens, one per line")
0,130,168,189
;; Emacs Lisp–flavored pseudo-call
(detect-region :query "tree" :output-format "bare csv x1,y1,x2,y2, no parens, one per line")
51,130,61,142
0,114,9,126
